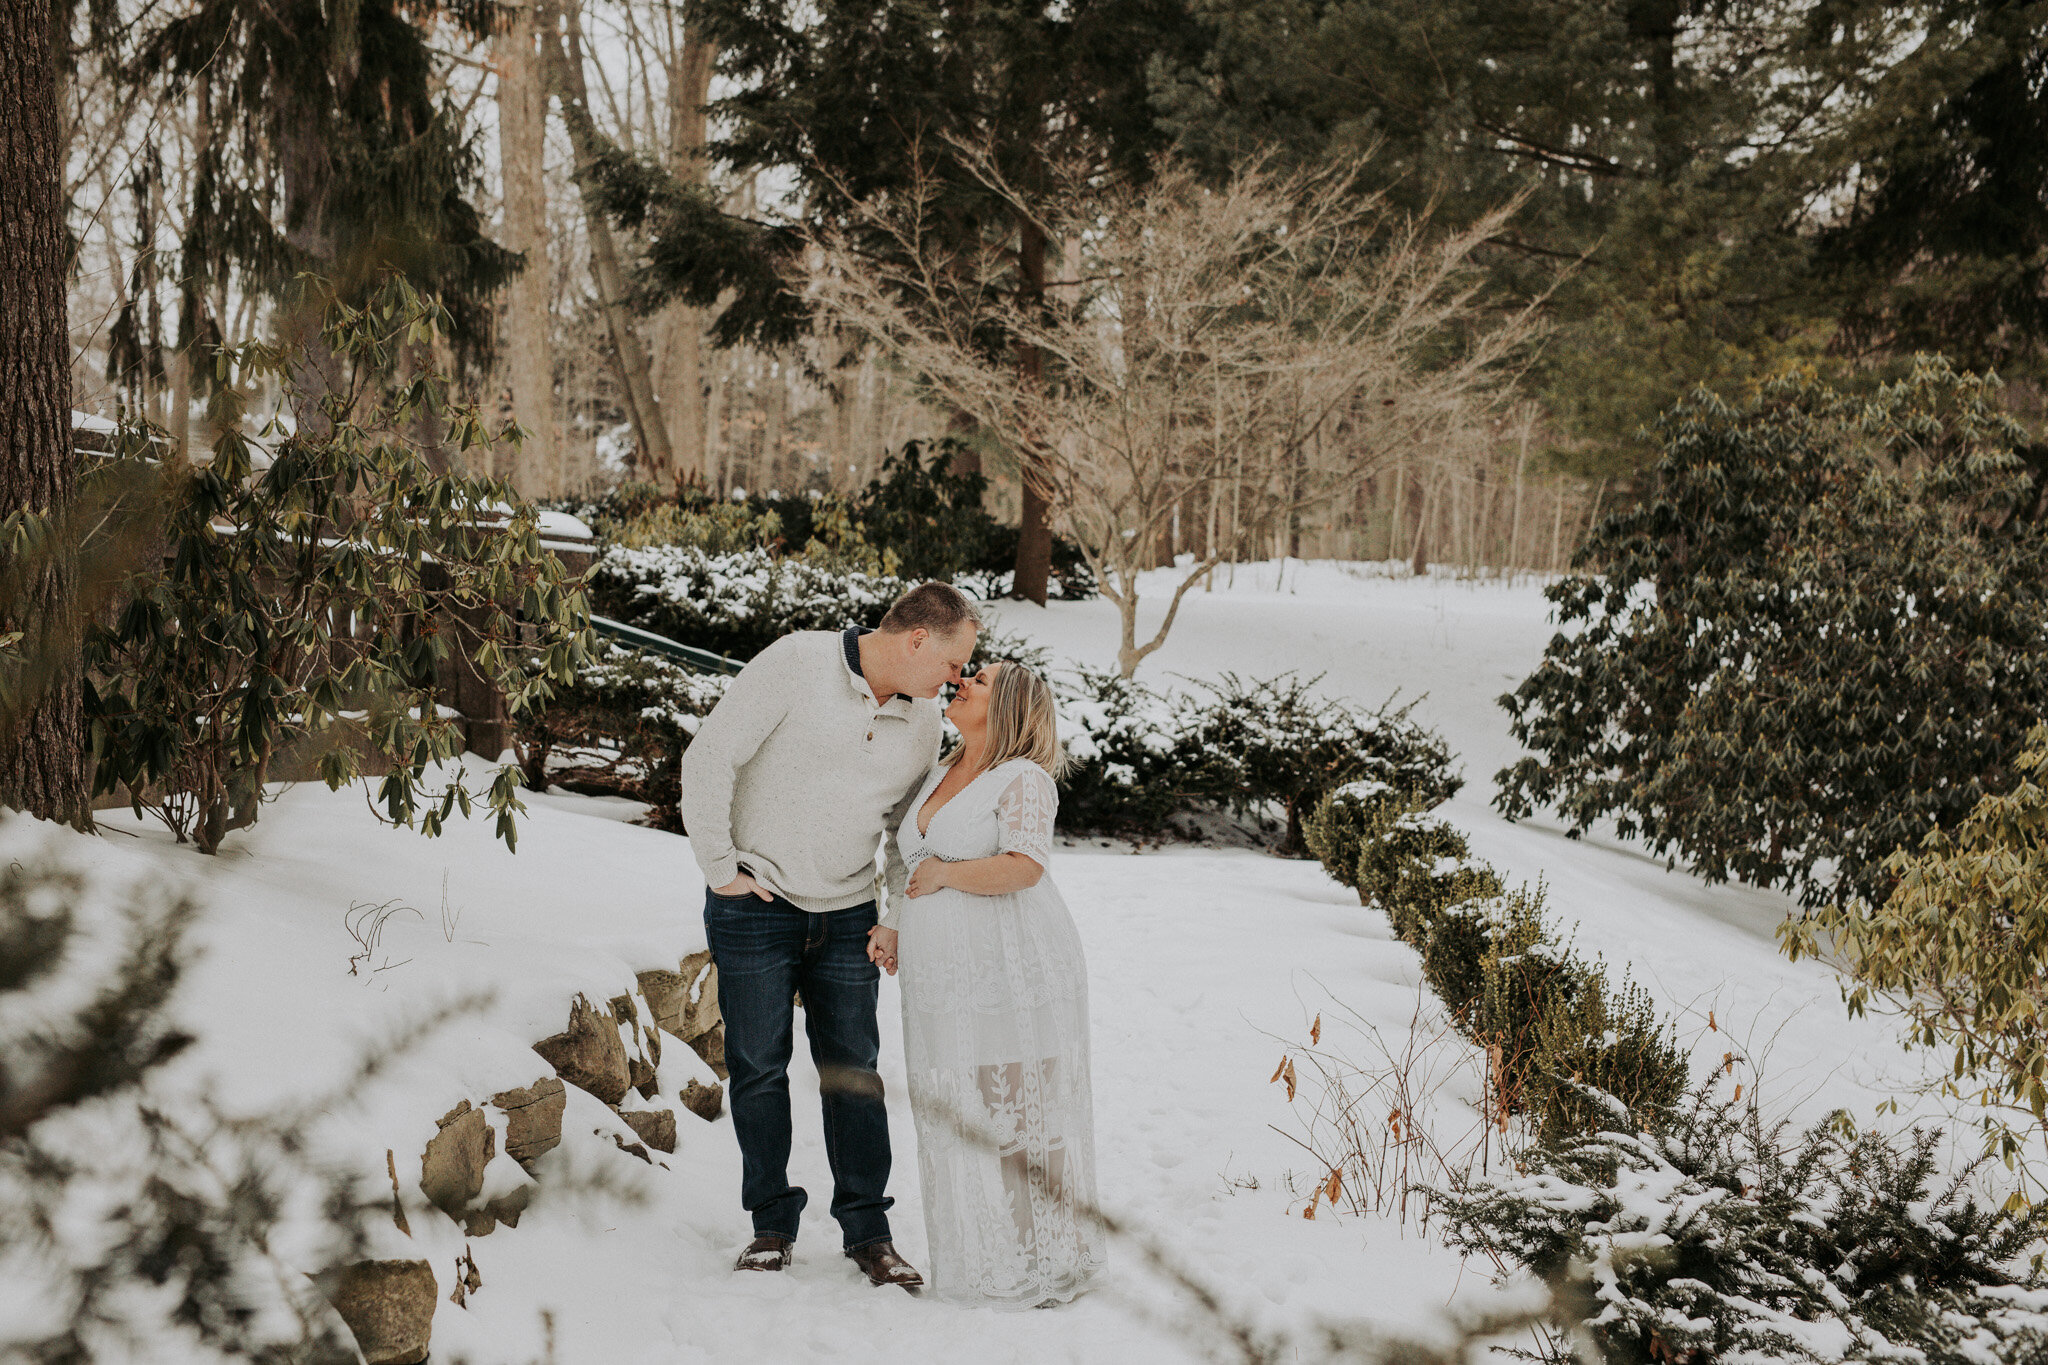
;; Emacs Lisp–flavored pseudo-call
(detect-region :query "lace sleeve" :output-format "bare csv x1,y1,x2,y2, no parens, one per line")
994,763,1057,869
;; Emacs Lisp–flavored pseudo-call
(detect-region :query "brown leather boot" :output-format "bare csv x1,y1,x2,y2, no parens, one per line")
734,1234,793,1272
846,1240,924,1292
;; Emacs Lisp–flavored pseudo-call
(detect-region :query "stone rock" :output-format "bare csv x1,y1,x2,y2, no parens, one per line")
636,968,686,1036
614,992,663,1100
480,1184,531,1230
533,994,630,1106
677,951,722,1036
491,1077,566,1171
681,1078,724,1122
645,953,727,1079
610,1131,651,1163
691,1022,727,1079
324,1259,437,1365
419,1102,493,1223
618,1108,677,1154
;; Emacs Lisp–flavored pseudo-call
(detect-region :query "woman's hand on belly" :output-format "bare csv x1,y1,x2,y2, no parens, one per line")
908,852,1043,898
905,858,951,898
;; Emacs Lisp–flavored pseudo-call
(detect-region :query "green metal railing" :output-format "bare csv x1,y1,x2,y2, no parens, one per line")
587,614,745,675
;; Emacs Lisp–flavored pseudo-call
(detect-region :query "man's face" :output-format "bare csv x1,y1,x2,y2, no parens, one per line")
902,624,978,699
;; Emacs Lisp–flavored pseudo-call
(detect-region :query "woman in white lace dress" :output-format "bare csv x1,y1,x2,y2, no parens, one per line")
865,662,1104,1308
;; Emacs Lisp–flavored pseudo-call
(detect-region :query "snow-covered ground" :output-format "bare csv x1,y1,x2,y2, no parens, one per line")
7,560,1947,1364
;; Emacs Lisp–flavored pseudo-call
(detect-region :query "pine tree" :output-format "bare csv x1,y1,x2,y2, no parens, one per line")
139,0,516,441
1152,0,1835,473
1814,0,2048,380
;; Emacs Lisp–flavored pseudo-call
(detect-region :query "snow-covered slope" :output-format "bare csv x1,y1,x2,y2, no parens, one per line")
988,562,1941,1128
7,558,1944,1364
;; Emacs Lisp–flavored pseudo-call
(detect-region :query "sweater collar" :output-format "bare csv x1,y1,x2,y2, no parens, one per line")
842,625,911,706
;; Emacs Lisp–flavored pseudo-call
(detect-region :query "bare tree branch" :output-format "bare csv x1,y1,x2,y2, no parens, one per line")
804,150,1547,675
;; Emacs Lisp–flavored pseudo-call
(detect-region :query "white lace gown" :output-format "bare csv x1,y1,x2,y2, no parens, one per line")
891,757,1105,1307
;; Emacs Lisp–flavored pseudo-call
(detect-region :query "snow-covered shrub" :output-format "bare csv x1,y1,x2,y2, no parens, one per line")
1316,787,1686,1142
1051,666,1205,833
589,543,911,662
971,622,1054,675
609,499,786,554
1431,1081,2048,1365
1188,674,1460,854
0,838,376,1361
557,444,1098,599
1303,778,1404,898
1053,671,1462,841
1468,897,1686,1144
1362,807,1502,940
1419,882,1538,1020
1304,779,1502,939
516,645,731,828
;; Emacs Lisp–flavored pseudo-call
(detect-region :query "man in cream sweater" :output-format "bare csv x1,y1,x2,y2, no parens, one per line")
678,581,979,1288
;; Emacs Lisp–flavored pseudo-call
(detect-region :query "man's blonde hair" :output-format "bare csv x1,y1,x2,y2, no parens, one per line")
950,662,1072,779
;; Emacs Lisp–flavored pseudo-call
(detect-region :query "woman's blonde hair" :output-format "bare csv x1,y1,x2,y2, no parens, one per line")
949,661,1073,779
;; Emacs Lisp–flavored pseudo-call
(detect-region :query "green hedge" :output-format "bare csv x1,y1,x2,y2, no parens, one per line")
1306,783,1687,1144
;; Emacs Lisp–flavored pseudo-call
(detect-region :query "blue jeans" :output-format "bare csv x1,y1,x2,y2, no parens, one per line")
703,887,894,1250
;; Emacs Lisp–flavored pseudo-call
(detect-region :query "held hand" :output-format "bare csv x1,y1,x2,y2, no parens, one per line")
715,872,774,901
905,859,949,899
866,925,899,976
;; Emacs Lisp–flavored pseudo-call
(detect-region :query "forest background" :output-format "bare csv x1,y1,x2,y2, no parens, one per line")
32,0,2048,587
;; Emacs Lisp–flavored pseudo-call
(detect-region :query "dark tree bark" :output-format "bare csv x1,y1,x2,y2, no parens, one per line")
1011,213,1053,606
0,0,89,824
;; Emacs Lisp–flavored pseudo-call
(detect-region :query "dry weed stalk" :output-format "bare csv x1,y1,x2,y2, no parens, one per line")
1268,983,1510,1238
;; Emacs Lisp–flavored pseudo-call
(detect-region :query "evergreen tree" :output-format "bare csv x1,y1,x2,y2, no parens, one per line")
1495,358,2048,907
1152,0,1834,473
138,0,516,441
1150,1,2048,472
1814,0,2048,379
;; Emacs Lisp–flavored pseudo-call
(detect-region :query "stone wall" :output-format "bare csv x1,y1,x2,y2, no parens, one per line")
327,953,728,1364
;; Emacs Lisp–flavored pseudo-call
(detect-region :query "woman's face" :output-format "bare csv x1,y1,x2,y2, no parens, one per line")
945,662,1000,732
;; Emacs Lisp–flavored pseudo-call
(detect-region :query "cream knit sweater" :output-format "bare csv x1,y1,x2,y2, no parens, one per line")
677,630,941,913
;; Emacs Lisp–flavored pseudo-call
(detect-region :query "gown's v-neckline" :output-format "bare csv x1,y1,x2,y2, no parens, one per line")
917,761,993,839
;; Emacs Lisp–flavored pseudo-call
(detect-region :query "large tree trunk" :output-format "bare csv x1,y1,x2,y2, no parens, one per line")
1011,213,1053,605
275,17,351,442
543,0,677,481
0,0,88,824
498,1,557,496
652,20,715,484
